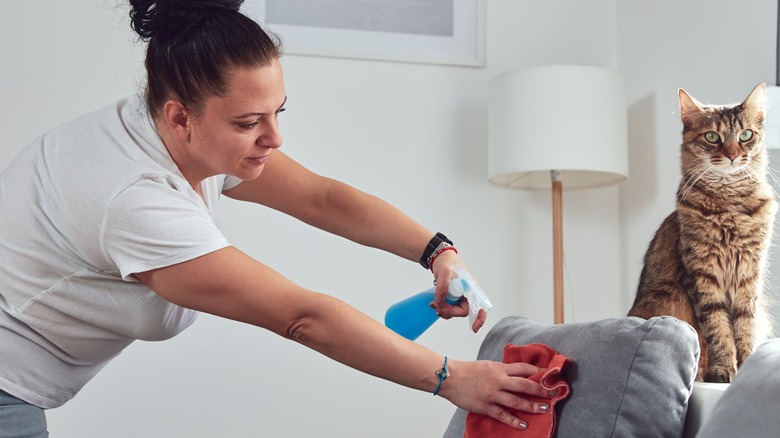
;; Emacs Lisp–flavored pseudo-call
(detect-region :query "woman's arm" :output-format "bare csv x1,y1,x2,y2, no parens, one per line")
223,150,433,262
134,247,552,429
223,150,485,328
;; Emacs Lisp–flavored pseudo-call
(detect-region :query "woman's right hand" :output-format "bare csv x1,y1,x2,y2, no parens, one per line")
438,359,555,430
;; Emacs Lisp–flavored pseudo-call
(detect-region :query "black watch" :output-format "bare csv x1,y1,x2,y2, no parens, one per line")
419,232,453,270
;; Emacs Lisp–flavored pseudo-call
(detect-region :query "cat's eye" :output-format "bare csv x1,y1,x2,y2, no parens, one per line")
739,129,753,142
704,131,720,144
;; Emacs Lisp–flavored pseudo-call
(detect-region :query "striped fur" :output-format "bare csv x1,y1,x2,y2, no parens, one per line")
628,83,776,382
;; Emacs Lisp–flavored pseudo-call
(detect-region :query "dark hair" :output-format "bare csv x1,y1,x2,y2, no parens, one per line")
129,0,282,116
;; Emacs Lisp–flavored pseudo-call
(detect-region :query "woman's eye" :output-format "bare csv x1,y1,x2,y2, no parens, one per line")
240,122,259,130
704,131,720,143
739,129,753,142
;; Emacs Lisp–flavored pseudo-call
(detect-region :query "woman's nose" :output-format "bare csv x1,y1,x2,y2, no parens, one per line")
258,120,283,149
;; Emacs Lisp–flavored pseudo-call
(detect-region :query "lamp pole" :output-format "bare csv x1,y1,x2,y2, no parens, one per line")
551,170,564,324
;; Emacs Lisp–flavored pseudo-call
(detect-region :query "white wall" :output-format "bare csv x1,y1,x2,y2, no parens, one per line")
0,1,776,437
616,0,780,315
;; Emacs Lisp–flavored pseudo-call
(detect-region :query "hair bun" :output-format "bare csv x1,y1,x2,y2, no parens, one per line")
129,0,245,40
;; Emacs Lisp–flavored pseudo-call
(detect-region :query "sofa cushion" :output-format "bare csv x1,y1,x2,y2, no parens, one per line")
443,315,699,437
694,338,780,438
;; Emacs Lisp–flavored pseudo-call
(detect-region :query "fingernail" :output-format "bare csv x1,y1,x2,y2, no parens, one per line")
548,389,558,397
518,421,528,430
539,403,549,412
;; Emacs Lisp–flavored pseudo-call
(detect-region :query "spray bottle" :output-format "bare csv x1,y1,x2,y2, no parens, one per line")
384,267,493,340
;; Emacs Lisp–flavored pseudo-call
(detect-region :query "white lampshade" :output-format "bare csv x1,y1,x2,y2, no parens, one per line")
488,65,628,189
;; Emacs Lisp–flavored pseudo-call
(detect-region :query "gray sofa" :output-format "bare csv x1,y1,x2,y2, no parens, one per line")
443,316,780,437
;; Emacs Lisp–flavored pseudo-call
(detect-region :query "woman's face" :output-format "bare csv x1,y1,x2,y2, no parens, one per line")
187,59,286,182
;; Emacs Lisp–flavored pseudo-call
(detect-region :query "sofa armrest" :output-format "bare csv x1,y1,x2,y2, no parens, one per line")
681,382,730,437
694,338,780,438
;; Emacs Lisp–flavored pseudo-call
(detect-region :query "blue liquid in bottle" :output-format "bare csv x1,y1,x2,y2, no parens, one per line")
385,287,461,341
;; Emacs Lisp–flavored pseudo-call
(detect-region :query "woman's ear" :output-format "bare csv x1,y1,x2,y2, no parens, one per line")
161,100,191,141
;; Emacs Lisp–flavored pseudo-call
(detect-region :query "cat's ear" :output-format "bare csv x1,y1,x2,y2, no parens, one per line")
742,82,766,118
679,88,703,122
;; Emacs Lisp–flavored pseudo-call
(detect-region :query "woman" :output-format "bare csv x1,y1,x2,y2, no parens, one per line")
0,1,553,435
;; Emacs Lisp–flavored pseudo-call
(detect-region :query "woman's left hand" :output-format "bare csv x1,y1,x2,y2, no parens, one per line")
429,250,487,333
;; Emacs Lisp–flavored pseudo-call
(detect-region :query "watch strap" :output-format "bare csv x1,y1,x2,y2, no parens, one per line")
419,232,453,270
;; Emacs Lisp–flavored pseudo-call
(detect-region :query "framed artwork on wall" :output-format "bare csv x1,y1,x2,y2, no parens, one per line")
242,0,485,67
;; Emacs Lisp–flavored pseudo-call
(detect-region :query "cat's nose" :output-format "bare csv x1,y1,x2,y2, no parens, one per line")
722,144,740,162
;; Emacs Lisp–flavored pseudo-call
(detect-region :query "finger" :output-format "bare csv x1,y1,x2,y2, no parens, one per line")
486,405,528,430
497,391,551,414
503,372,559,399
433,278,450,306
451,298,469,316
471,309,487,332
429,301,447,319
444,300,468,319
503,362,544,378
433,297,468,320
429,301,457,318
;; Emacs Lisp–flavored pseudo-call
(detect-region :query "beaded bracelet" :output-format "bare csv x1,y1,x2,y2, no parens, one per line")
433,356,450,396
427,243,458,271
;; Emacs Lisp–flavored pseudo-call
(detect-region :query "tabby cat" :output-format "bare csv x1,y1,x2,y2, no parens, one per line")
628,83,776,383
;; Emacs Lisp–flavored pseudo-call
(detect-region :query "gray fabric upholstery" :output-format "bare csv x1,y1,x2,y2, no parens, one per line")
443,315,699,438
694,338,780,438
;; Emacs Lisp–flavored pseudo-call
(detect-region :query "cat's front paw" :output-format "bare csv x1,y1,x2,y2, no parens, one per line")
705,366,734,383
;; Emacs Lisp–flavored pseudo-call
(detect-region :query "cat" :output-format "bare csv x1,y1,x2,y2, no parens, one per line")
628,83,776,383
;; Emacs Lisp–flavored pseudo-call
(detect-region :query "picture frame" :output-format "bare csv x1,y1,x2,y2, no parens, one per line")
242,0,485,67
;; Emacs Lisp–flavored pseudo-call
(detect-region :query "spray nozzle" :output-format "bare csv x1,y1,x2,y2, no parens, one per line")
447,266,493,327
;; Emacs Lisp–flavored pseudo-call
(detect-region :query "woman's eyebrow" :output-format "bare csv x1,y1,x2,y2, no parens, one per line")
277,95,288,111
233,96,287,119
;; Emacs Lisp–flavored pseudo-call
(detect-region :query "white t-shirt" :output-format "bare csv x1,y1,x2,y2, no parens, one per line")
0,96,243,408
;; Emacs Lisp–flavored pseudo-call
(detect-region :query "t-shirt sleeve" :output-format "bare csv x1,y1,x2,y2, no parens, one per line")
101,176,232,281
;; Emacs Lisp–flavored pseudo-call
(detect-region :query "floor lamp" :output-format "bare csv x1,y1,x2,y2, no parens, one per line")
487,65,628,324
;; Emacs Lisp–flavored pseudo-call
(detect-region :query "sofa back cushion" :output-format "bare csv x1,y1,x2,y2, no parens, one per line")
443,315,699,438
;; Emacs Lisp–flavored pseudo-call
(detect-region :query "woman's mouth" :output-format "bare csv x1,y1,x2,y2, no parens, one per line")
246,154,270,165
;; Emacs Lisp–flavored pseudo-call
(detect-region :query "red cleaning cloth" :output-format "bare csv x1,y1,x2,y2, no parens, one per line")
465,343,571,438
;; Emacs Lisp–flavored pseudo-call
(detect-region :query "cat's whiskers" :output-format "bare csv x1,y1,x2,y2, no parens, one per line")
737,161,758,181
762,164,780,198
679,162,712,203
678,174,698,203
734,166,766,193
765,157,780,184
